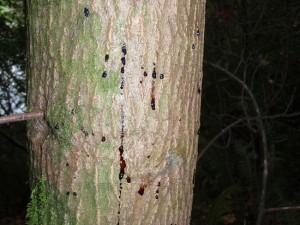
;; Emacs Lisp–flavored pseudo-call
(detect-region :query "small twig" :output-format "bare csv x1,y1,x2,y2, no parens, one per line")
0,111,44,124
266,206,300,213
198,111,300,161
198,118,245,161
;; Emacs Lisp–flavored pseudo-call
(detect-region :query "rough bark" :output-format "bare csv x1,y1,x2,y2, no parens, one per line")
26,0,205,224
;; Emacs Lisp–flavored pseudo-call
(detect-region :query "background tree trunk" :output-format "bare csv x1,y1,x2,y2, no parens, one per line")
26,0,205,224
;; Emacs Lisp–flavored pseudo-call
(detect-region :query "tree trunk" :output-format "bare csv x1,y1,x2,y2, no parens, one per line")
26,0,206,224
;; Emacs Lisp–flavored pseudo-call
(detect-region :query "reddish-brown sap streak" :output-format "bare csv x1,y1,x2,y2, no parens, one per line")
118,145,126,180
151,80,155,110
138,186,145,196
155,181,161,199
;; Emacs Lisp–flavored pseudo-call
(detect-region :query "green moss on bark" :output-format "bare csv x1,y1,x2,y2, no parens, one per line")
27,176,76,225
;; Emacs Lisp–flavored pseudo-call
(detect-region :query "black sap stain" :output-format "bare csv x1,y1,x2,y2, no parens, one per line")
121,56,126,66
196,28,200,37
80,127,89,136
198,87,201,94
151,98,155,110
122,43,127,55
152,68,157,79
105,54,109,62
102,71,107,78
120,77,124,89
84,7,89,17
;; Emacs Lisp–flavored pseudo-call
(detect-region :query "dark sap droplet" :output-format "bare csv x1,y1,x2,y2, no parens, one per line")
101,136,106,142
153,62,156,66
84,131,89,137
126,176,131,183
73,192,77,196
119,171,125,180
140,80,143,84
66,162,69,166
120,158,126,170
119,145,124,155
102,71,107,78
120,79,124,89
122,43,127,55
144,71,148,77
157,181,161,186
141,66,144,69
105,54,109,62
147,155,151,158
160,74,164,79
54,123,59,129
121,67,125,74
66,191,70,195
196,29,200,37
198,88,201,94
71,108,75,115
192,44,195,49
138,187,145,196
151,98,155,110
152,68,156,79
156,189,159,194
121,57,126,65
155,195,159,199
84,7,89,17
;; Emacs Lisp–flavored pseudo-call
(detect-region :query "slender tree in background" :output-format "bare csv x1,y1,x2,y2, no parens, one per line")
26,0,206,224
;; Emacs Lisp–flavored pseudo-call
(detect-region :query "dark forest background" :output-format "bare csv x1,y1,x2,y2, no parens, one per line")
0,0,300,224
